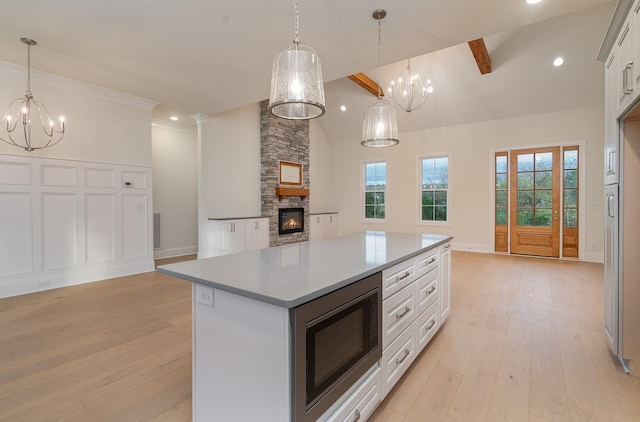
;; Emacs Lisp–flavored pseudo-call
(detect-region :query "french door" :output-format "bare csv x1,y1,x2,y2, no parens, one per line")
495,146,579,258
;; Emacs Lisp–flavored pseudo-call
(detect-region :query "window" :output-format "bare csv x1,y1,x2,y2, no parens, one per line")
420,156,448,222
363,161,386,220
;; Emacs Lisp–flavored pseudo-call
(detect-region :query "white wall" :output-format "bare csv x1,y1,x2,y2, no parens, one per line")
330,105,605,262
309,120,334,213
197,104,262,256
151,124,198,258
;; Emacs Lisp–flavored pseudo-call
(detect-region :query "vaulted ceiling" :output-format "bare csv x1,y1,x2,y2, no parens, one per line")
0,0,614,140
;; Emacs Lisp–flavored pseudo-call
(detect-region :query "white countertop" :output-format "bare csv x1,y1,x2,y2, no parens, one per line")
157,231,451,308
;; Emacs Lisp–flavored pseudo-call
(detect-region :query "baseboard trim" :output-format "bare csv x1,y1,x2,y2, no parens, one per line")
582,252,604,263
153,246,198,260
451,243,492,254
0,259,155,299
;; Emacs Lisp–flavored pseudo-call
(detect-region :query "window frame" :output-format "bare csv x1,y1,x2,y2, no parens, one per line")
361,160,388,223
417,154,450,226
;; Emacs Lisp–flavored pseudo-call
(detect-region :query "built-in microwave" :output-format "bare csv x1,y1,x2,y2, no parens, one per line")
291,272,382,421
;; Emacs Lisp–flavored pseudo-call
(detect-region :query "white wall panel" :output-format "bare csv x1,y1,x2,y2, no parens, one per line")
86,194,116,263
121,171,148,189
41,165,78,187
42,193,78,270
0,162,32,185
86,168,115,188
0,192,32,276
122,194,148,258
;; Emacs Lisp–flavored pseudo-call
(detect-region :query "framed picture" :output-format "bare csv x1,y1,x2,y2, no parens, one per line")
279,161,303,186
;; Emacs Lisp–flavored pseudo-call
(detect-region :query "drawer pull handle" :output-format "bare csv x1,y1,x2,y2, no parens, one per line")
396,306,411,319
426,286,436,295
397,271,411,281
444,244,451,249
396,348,410,365
427,257,436,264
353,409,361,421
427,320,436,330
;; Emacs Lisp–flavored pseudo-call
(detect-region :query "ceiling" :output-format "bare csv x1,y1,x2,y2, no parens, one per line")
0,0,614,139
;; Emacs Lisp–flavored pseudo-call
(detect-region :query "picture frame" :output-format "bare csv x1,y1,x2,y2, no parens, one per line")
279,161,303,186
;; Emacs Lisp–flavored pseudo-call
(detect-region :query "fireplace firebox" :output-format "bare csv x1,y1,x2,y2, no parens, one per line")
279,208,304,235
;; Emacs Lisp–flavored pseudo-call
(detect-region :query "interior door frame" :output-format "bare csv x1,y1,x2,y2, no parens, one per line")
489,140,587,259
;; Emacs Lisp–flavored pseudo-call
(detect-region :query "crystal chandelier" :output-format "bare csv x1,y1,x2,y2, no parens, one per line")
1,38,65,152
362,9,399,148
388,58,433,112
268,0,326,120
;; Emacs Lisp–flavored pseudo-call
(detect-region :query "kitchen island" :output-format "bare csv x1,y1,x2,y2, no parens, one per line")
157,231,452,421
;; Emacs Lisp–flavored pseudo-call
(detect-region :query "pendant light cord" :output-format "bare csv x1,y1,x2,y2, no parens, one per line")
377,18,382,99
293,0,300,45
26,42,32,97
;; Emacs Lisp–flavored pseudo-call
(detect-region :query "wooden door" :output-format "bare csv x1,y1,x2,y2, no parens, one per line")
509,147,560,257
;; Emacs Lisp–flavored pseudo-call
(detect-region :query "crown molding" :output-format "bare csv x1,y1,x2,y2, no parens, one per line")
151,121,197,135
0,60,158,110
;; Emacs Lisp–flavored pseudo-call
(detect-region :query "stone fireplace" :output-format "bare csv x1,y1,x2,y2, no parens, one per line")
260,100,310,246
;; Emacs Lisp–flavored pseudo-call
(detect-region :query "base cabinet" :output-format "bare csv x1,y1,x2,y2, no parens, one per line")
320,368,381,422
309,213,338,240
206,217,269,258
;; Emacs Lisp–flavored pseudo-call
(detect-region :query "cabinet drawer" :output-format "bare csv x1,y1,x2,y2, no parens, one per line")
416,301,439,351
382,258,417,299
417,269,438,314
382,283,417,349
381,321,416,398
323,367,381,422
416,250,438,277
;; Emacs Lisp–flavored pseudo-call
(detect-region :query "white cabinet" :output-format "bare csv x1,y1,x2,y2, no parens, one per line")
633,1,640,92
616,17,635,115
604,186,619,354
309,213,338,240
245,218,269,251
606,51,620,184
207,217,269,257
440,242,452,321
321,368,381,422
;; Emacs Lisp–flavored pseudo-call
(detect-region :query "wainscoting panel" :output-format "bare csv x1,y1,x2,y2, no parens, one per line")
0,154,154,298
0,192,32,276
86,193,116,264
122,194,149,259
42,193,78,270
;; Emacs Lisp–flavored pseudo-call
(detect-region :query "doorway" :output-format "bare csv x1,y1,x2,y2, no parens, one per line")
494,145,580,258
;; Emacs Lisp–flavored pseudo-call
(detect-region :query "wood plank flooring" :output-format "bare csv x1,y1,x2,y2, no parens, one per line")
0,252,638,421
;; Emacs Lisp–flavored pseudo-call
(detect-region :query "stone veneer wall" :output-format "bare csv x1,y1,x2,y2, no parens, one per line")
260,100,310,247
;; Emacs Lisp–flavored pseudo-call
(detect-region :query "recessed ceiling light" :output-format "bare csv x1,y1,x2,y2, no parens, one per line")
169,116,179,121
526,0,543,4
340,105,347,112
553,57,564,67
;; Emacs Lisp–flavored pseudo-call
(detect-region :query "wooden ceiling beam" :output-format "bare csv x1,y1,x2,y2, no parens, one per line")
347,73,384,97
468,38,492,75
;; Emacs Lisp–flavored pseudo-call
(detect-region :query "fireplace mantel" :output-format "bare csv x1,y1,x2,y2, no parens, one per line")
275,187,310,200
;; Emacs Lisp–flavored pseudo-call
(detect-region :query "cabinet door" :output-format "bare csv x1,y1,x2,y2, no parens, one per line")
604,186,620,355
606,51,620,185
439,242,451,322
225,220,245,254
633,0,640,93
309,215,325,240
325,214,338,238
616,18,635,115
245,218,269,251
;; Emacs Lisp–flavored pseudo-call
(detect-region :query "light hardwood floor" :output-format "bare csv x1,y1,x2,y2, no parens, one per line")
0,252,638,421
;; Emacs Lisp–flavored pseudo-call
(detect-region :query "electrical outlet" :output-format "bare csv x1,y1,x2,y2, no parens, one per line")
38,280,51,289
195,284,214,307
591,243,598,251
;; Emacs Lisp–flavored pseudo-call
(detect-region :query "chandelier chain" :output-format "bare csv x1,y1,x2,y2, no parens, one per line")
26,42,32,97
377,18,382,99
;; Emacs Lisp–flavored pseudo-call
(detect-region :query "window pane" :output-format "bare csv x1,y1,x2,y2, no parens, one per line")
422,191,434,206
365,192,375,205
535,171,552,189
517,154,534,171
517,209,533,226
496,156,507,173
434,191,447,206
564,170,578,188
496,209,507,225
518,172,534,189
422,206,434,221
564,209,577,227
564,189,577,208
374,206,385,219
435,206,447,221
496,190,507,207
535,209,552,226
374,192,385,206
365,206,375,218
536,190,552,208
496,174,507,190
564,150,578,169
517,190,534,207
535,152,553,171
